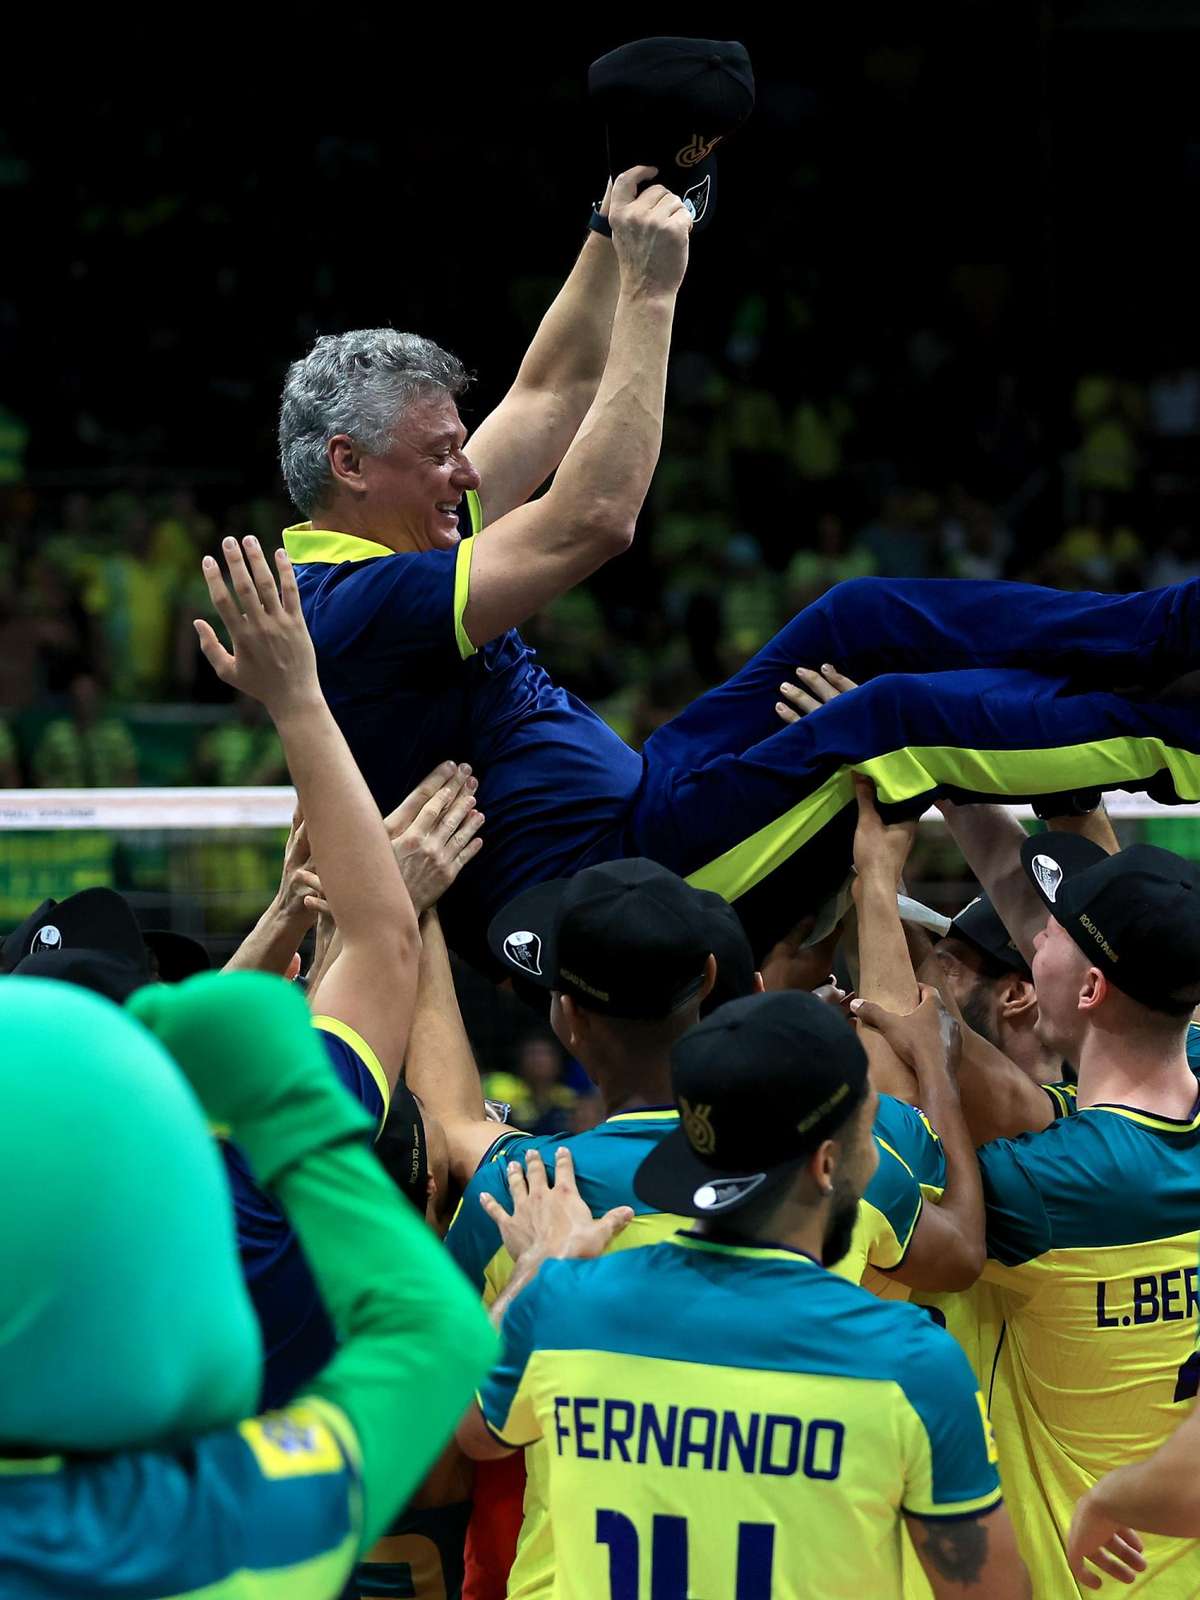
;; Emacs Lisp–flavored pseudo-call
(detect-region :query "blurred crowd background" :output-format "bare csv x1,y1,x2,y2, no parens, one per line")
4,2,1200,1089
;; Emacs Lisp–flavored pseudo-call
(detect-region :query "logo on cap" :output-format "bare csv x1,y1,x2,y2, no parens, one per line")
682,175,711,224
693,1173,765,1211
31,924,62,953
676,132,722,168
503,930,542,976
1032,854,1063,904
680,1097,716,1155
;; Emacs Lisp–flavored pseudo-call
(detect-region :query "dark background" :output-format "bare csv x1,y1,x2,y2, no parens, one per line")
5,3,1199,491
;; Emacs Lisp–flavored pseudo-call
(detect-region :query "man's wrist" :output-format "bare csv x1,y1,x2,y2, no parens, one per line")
268,692,327,731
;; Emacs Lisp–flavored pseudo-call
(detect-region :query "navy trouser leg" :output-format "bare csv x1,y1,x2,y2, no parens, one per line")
632,664,1200,947
642,576,1200,774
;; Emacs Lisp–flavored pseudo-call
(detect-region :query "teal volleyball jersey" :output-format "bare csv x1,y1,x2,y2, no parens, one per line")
478,1236,1000,1600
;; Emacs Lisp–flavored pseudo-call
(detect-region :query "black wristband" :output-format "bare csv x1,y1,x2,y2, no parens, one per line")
1031,788,1103,821
588,204,613,239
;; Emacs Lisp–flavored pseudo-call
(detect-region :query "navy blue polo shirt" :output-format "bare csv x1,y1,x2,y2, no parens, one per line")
285,492,642,970
223,1016,388,1410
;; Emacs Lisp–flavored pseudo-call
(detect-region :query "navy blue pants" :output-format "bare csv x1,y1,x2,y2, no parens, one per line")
630,578,1200,954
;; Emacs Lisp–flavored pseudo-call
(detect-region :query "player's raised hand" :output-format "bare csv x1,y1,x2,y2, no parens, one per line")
480,1147,633,1267
382,761,485,914
609,164,692,298
195,537,320,719
777,662,859,726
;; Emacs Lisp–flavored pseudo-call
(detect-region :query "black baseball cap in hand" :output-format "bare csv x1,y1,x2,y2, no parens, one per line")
588,37,754,231
488,858,713,1020
1021,835,1200,1014
635,990,869,1218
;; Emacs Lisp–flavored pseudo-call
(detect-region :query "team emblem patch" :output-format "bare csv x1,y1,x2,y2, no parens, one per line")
239,1404,345,1479
693,1173,766,1212
31,924,62,953
676,132,722,168
503,930,542,976
680,1097,716,1155
1031,854,1063,904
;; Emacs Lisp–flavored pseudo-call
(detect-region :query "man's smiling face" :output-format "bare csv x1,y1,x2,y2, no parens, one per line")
355,391,482,553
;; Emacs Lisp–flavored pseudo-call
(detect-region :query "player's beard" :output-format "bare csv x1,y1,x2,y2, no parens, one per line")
820,1187,861,1270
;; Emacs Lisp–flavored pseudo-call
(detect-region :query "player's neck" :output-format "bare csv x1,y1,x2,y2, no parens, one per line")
693,1216,828,1262
310,496,408,552
589,1055,674,1118
1075,1033,1196,1118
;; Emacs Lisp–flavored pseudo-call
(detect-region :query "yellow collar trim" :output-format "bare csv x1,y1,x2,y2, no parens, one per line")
671,1235,823,1267
283,523,394,564
1089,1101,1200,1133
605,1109,680,1125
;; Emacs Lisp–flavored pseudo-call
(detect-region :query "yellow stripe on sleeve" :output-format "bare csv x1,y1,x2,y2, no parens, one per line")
453,535,477,661
312,1015,391,1126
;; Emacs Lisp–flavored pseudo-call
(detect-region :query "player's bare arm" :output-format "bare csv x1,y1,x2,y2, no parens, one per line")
850,773,923,1100
197,536,420,1091
404,907,522,1194
855,986,987,1292
465,182,620,526
906,1507,1031,1598
462,165,691,647
223,810,321,979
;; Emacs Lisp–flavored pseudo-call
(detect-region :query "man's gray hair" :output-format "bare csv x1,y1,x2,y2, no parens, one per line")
278,329,470,515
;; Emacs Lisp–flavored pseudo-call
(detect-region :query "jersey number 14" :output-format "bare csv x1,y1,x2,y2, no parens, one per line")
597,1510,773,1598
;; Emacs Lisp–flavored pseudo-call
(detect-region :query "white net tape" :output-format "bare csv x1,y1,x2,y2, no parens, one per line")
1,787,1199,831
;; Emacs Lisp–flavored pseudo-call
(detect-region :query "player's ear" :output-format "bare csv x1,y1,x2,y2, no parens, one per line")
327,433,367,496
1078,965,1107,1015
698,953,717,1004
998,974,1038,1023
556,992,584,1052
808,1137,838,1198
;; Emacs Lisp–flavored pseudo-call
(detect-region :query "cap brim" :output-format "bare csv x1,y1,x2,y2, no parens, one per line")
487,877,570,991
633,1124,801,1218
897,894,952,936
1020,833,1109,918
12,949,150,1004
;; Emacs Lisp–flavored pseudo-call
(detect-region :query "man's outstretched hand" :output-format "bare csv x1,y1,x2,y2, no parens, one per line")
481,1146,633,1270
195,536,320,720
776,662,859,726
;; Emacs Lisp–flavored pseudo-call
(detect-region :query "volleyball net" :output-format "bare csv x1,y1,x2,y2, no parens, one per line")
4,787,1200,959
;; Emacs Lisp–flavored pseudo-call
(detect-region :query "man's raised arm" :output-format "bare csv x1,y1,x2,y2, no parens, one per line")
197,536,420,1092
466,184,620,526
462,165,690,648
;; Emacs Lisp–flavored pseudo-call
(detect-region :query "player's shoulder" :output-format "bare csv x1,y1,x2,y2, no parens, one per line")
874,1094,945,1187
863,1134,921,1225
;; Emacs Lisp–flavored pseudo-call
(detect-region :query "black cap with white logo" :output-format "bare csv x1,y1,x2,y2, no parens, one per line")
1020,835,1200,1015
3,887,152,995
634,990,869,1218
588,37,754,232
488,858,713,1020
946,894,1031,980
